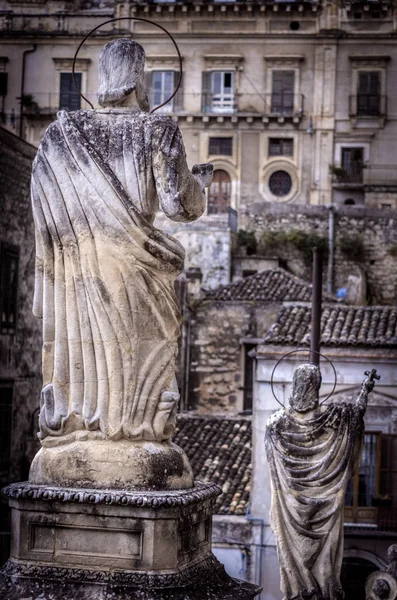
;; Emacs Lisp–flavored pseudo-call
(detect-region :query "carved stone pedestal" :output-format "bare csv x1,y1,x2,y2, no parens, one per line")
0,481,261,600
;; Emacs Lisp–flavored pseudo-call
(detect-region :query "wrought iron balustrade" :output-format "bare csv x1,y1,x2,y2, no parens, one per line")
349,94,387,117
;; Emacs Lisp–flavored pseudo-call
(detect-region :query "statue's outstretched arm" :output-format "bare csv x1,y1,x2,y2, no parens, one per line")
153,119,213,222
356,373,376,412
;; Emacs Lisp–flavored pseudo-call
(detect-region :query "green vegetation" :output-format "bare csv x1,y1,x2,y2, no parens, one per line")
258,229,328,265
237,230,257,255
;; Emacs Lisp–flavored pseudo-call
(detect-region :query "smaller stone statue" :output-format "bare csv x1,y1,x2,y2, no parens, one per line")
265,364,378,600
366,544,397,600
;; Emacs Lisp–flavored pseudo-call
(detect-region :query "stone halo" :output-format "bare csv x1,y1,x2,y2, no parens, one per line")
270,347,337,408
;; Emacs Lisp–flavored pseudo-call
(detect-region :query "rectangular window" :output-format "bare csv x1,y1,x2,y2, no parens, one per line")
271,70,295,115
345,432,380,524
0,73,8,97
208,137,233,156
208,71,234,113
0,244,19,331
269,138,294,157
357,71,381,116
152,71,174,113
0,387,13,474
59,72,82,111
341,147,364,183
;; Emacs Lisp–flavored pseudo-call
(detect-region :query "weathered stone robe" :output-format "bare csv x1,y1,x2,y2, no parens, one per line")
265,402,365,600
32,109,205,443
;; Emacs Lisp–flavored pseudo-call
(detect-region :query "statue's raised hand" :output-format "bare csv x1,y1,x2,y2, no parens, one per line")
192,163,214,189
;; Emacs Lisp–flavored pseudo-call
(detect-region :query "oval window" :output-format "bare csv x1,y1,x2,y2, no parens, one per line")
269,170,292,197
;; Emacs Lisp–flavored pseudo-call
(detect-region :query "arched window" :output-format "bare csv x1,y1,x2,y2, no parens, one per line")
208,169,231,214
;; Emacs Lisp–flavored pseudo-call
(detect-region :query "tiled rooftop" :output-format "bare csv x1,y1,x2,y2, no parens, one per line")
204,268,333,303
174,416,251,515
264,304,397,347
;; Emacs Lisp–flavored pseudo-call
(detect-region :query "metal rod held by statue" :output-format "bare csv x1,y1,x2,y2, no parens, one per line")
310,247,322,367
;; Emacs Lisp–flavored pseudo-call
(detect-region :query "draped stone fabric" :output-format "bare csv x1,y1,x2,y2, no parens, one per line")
265,402,365,600
32,109,205,444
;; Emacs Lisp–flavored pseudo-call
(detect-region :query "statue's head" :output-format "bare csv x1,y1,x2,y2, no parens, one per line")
289,364,321,413
97,38,149,111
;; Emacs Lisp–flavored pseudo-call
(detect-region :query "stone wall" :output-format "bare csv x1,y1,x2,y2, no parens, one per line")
188,301,279,414
155,212,233,290
0,127,41,486
241,202,397,305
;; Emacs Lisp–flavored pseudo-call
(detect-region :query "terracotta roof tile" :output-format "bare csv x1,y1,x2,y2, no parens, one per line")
264,304,397,347
174,416,252,515
204,268,333,303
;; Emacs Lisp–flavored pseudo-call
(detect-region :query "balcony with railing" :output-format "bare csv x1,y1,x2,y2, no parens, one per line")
349,94,387,118
331,165,364,187
201,92,304,120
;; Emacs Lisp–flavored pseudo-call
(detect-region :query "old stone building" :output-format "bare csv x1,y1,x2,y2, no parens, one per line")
0,127,42,562
1,0,397,293
1,1,397,597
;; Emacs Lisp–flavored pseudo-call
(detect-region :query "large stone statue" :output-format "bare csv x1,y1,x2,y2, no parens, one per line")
265,364,376,600
29,38,213,490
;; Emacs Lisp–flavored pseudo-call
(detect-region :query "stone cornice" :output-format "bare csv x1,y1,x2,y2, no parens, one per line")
52,57,91,70
2,480,221,508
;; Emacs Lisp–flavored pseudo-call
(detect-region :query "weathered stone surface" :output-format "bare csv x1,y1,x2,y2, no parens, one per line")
0,482,261,600
265,364,376,600
29,39,213,489
29,440,193,490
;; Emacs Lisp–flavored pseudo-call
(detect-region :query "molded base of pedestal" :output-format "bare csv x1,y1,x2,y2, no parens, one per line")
0,556,261,599
0,482,261,599
29,439,194,490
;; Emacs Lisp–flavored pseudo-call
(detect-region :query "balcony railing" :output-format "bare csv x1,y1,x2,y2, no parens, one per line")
21,91,305,119
202,92,304,117
333,165,397,187
349,94,387,117
332,167,364,185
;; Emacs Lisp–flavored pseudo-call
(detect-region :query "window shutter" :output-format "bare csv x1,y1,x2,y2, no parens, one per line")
201,71,212,113
358,71,380,94
174,72,184,113
59,72,81,111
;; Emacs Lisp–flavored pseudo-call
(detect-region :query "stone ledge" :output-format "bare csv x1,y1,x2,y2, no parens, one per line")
2,480,221,508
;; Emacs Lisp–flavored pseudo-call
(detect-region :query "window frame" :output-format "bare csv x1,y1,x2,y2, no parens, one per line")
151,70,175,113
0,243,19,333
268,137,294,158
344,431,382,525
59,72,82,112
208,137,233,157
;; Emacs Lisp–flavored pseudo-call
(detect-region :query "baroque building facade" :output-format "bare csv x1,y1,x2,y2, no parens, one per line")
1,2,397,598
1,0,397,291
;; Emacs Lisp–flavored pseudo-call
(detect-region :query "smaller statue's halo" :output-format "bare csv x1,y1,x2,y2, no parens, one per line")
270,348,337,409
72,17,183,113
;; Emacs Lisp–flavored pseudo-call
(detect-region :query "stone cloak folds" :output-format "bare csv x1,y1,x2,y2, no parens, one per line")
31,109,203,443
265,403,365,600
